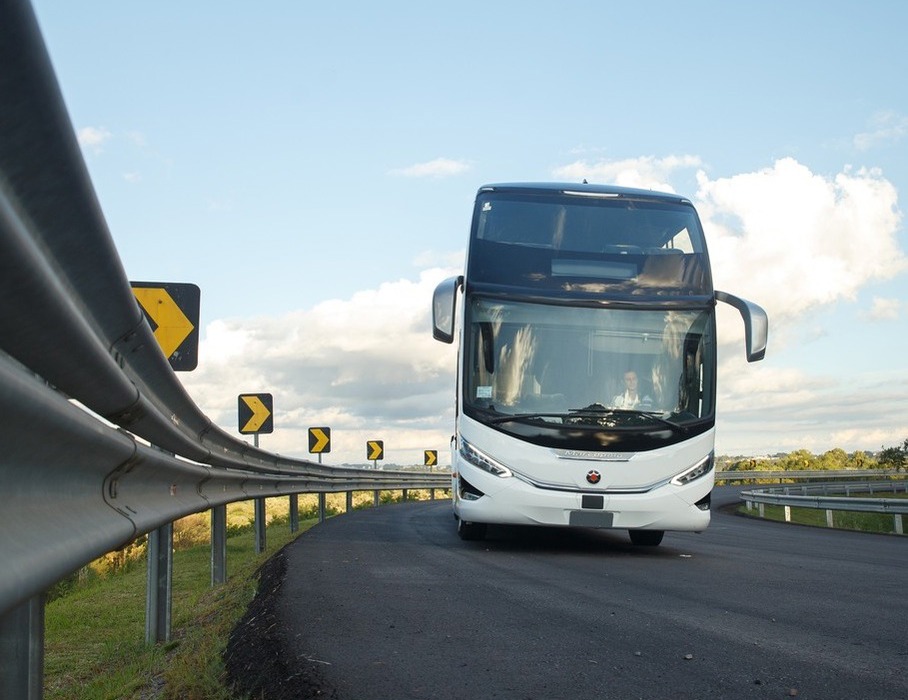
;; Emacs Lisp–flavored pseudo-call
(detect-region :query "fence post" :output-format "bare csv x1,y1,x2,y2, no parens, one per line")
145,522,173,643
289,494,299,533
211,505,227,586
254,498,266,554
0,594,44,700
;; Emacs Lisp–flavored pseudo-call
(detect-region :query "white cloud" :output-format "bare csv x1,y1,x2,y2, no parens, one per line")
179,266,461,466
696,158,906,344
551,155,703,192
389,157,471,178
863,297,901,321
179,156,908,463
77,126,112,152
854,111,908,151
715,367,908,455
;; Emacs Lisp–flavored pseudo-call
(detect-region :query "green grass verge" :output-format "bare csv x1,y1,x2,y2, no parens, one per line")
44,491,449,699
45,520,309,700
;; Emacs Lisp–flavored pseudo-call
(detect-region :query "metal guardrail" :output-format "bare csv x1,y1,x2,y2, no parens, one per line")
0,0,448,616
0,0,901,695
0,9,449,696
717,469,900,482
741,481,908,534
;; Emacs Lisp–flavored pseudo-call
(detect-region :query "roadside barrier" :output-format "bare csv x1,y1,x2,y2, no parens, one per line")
0,2,447,695
741,481,908,534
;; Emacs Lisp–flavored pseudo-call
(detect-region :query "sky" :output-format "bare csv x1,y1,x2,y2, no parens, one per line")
30,1,908,466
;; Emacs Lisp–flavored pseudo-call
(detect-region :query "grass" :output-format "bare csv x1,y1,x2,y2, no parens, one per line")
43,490,448,700
738,491,907,535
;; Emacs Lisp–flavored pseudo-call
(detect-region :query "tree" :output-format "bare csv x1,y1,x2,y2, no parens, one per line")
878,438,908,472
818,448,847,470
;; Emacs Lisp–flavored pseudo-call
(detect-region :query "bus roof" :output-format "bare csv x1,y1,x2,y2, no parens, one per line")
477,182,693,205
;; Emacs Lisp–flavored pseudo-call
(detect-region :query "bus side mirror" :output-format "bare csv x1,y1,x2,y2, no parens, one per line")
432,275,463,343
715,291,768,362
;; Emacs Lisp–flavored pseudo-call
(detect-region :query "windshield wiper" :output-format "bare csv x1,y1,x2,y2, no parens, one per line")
487,412,570,425
568,403,683,430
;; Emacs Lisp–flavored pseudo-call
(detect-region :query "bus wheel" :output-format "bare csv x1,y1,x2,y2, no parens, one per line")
628,529,664,546
457,517,487,541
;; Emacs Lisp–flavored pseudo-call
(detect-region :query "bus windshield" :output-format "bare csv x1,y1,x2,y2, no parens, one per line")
463,297,716,433
468,190,712,298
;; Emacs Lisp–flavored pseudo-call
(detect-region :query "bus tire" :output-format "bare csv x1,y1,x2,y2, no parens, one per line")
628,529,664,546
457,517,487,541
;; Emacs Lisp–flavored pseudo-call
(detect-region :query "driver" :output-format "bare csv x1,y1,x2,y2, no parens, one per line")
613,370,652,409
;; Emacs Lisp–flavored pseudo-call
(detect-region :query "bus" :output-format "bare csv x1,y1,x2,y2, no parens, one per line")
432,183,768,545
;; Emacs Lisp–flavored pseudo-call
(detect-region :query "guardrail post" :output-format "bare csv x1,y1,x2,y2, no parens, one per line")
430,488,435,500
826,509,834,528
289,494,299,533
784,505,791,522
402,489,409,501
145,522,173,644
373,490,380,506
254,498,266,554
211,505,227,586
0,594,44,700
318,493,326,523
896,514,904,535
758,503,765,518
346,491,353,512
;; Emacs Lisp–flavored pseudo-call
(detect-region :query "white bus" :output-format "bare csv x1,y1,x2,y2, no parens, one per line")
432,183,767,545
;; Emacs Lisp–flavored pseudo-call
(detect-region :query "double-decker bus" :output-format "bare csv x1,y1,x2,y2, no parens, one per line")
432,183,767,545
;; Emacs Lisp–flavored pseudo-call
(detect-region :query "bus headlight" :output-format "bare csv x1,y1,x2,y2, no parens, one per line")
460,440,513,478
670,452,714,486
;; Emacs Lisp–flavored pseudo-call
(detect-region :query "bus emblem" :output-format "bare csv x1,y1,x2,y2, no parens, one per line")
586,470,601,484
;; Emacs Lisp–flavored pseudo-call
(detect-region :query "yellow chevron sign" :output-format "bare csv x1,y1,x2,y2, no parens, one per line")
238,393,273,434
367,440,384,461
131,282,199,371
424,450,438,467
308,427,331,454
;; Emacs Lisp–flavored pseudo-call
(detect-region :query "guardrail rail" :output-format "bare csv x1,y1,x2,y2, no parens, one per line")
0,2,449,696
741,481,908,534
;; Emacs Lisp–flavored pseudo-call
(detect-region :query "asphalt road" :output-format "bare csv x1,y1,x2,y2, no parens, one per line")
263,488,907,699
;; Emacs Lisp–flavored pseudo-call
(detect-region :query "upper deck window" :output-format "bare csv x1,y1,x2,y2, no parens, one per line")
469,191,713,298
475,193,704,254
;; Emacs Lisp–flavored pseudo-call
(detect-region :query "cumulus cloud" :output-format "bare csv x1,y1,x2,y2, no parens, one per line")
77,126,112,152
854,111,908,151
695,158,906,343
179,266,462,465
715,367,908,455
389,157,471,178
863,297,901,321
179,155,908,462
552,155,703,192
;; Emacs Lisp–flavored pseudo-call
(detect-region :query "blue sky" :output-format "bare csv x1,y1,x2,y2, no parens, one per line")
31,1,908,465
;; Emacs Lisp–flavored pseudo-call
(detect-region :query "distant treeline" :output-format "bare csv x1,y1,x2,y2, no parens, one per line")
718,437,908,472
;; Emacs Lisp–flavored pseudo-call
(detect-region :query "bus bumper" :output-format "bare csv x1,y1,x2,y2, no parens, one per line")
454,464,712,532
